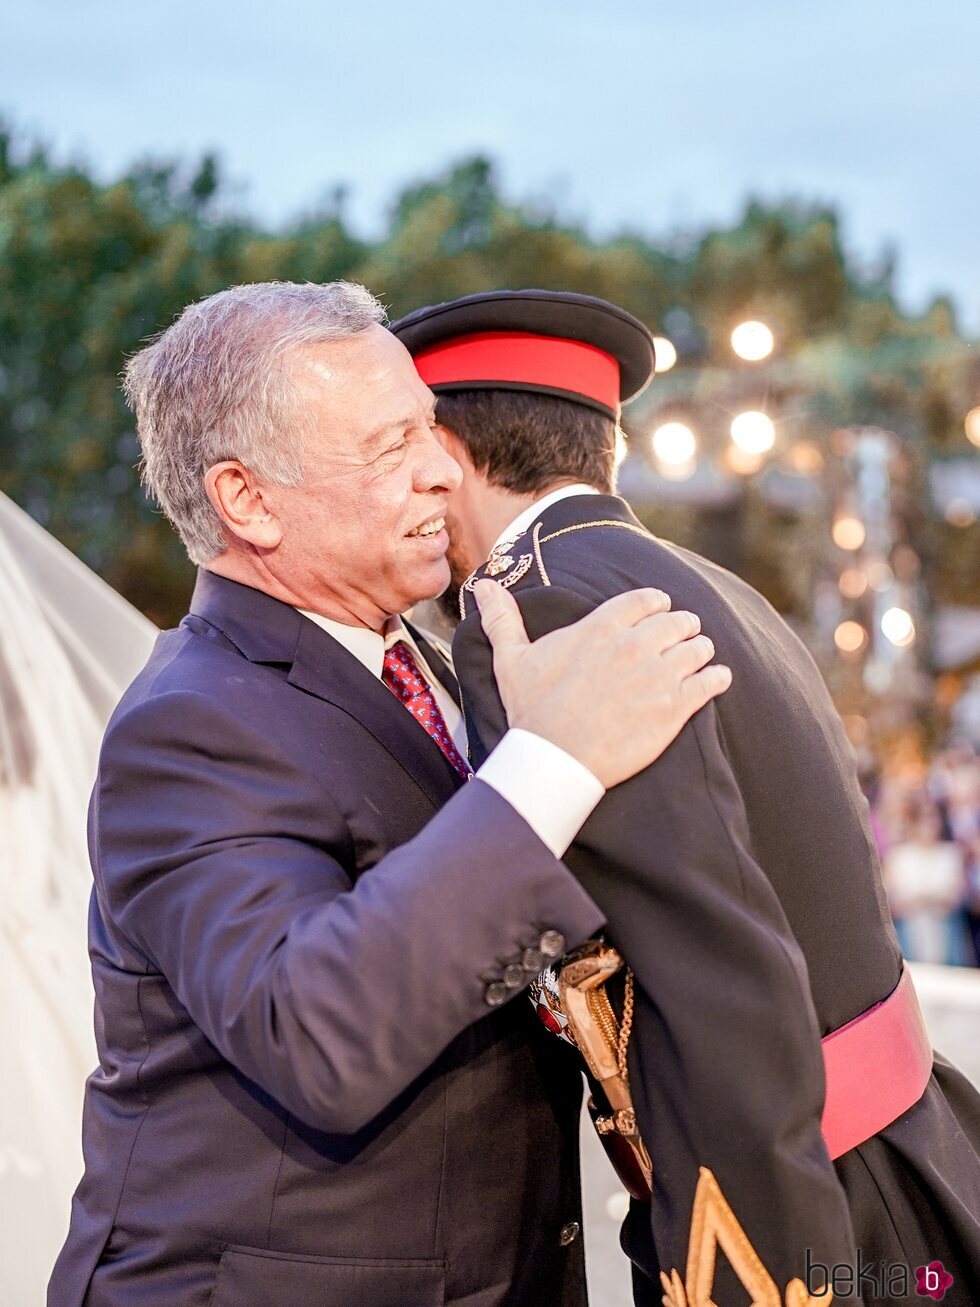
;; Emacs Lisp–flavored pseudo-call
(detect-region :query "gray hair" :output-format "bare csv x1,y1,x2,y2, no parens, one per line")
123,280,386,564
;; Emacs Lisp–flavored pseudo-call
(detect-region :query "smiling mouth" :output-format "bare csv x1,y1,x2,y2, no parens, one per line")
407,515,446,539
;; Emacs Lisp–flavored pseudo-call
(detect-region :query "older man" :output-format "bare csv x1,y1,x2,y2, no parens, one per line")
48,281,728,1307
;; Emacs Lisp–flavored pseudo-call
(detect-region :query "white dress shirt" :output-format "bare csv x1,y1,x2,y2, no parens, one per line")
298,611,467,750
298,586,604,858
489,483,600,554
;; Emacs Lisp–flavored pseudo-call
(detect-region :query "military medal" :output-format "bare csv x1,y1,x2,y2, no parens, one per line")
485,553,514,577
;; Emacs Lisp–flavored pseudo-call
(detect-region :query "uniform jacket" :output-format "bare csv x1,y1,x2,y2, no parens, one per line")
48,569,604,1307
453,493,980,1307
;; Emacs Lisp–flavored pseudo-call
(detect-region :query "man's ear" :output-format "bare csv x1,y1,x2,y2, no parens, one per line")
204,461,283,551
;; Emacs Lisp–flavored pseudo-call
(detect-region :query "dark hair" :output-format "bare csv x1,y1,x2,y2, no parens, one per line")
435,390,616,494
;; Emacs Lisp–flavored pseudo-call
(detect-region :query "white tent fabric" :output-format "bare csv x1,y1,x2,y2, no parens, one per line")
0,492,157,1303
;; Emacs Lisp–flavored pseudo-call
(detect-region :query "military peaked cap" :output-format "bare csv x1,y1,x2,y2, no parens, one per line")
390,289,656,419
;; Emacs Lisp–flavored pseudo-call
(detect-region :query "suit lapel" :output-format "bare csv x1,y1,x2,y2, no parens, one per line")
189,570,463,810
288,618,463,808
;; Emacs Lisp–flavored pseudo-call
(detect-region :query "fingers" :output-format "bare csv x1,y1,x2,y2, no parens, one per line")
661,632,717,678
679,663,733,715
636,607,702,654
587,587,672,631
473,579,530,655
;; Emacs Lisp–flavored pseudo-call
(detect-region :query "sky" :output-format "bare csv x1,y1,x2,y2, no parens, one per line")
5,0,980,331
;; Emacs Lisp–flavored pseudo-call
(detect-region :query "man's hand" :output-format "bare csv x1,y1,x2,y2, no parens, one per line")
473,579,731,789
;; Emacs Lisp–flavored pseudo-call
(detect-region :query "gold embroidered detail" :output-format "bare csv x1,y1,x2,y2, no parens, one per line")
459,553,534,617
686,1167,780,1307
486,553,515,576
540,519,653,546
498,553,533,587
460,516,652,617
662,1168,833,1307
785,1280,833,1307
532,521,551,585
458,578,474,621
618,967,634,1080
660,1267,688,1307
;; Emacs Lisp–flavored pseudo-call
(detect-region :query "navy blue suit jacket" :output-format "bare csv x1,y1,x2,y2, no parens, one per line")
49,570,603,1307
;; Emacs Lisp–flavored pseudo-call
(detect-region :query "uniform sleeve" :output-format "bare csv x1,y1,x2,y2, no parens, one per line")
453,585,857,1295
94,689,604,1135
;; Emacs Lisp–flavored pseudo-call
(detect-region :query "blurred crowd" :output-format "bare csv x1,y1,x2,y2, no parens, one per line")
867,743,980,967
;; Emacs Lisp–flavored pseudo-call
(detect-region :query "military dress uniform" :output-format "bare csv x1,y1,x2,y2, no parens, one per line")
392,291,980,1307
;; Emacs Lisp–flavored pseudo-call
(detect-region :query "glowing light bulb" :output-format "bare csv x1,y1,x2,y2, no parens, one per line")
881,607,915,648
965,407,980,448
652,421,696,466
839,568,868,599
834,621,867,654
785,441,824,475
652,337,678,373
731,320,774,362
730,411,776,455
832,516,866,551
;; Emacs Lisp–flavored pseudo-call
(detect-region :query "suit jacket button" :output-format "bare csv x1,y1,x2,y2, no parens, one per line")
559,1221,580,1246
539,930,566,960
503,963,526,989
485,982,509,1007
521,947,545,972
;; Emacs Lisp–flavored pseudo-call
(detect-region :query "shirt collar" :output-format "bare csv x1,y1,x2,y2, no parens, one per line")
297,609,427,682
491,483,600,553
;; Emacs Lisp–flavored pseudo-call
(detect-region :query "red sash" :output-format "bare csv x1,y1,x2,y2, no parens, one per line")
821,965,933,1160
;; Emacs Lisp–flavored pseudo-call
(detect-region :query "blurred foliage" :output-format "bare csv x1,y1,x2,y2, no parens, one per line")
0,124,977,630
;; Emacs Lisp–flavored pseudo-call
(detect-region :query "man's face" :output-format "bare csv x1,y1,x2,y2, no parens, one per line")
256,326,462,628
434,425,488,589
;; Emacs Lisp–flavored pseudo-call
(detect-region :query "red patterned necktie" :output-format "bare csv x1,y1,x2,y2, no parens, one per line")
382,640,472,780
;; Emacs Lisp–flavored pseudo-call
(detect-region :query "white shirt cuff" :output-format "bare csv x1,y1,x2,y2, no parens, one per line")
475,728,605,858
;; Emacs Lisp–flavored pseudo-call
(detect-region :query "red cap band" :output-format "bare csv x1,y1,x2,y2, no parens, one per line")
412,331,621,414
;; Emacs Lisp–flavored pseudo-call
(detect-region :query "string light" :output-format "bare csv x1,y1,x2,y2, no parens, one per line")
839,568,868,599
832,516,866,551
835,621,867,653
731,321,774,362
785,441,824,475
881,607,915,647
652,337,678,373
652,421,697,465
730,411,776,454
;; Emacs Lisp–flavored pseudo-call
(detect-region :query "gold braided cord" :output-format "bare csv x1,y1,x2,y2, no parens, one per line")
532,521,551,585
539,520,653,546
618,968,635,1080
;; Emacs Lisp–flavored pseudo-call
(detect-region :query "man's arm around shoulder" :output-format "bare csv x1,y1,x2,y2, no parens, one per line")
94,684,602,1136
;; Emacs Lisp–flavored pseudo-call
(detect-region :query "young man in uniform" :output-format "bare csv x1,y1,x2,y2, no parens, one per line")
393,290,980,1307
